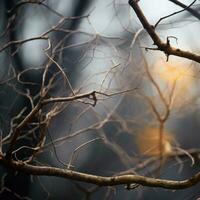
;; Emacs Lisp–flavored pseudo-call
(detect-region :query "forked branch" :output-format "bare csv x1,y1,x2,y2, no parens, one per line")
128,0,200,63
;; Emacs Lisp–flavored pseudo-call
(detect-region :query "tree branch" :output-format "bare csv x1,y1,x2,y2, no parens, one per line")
0,155,200,190
128,0,200,63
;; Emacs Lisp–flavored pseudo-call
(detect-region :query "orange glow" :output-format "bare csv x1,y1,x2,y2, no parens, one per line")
136,127,174,156
153,60,195,107
155,61,191,82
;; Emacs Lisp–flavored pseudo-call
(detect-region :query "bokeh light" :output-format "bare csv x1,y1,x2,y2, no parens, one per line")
137,127,174,156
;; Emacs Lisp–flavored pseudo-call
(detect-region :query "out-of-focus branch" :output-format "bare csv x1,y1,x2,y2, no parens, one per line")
7,0,63,18
169,0,200,20
128,0,200,63
0,36,48,53
155,0,197,28
0,13,90,54
67,137,103,169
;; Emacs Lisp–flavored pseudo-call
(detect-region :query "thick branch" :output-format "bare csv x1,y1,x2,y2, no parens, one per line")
0,155,200,190
128,0,200,63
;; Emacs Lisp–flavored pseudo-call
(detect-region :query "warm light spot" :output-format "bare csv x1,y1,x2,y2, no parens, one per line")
136,127,174,156
155,61,191,82
153,60,195,107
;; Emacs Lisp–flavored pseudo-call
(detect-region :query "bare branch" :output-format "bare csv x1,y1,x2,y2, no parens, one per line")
0,155,200,189
0,36,48,53
129,0,200,63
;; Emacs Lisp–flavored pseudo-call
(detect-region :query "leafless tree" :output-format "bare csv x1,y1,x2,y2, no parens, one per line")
1,0,200,199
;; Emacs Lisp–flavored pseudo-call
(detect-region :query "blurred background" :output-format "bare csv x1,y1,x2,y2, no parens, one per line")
1,0,200,199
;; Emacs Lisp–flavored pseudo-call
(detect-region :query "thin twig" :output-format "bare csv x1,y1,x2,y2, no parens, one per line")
154,0,197,28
